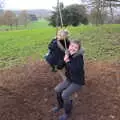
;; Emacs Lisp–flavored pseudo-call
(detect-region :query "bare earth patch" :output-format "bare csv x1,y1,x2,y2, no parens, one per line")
0,60,119,120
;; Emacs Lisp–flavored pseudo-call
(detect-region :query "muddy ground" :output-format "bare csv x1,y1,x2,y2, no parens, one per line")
0,60,119,120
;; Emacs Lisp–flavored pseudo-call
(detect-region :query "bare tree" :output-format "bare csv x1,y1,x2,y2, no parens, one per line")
3,10,16,30
82,0,106,25
18,10,29,28
89,7,108,24
81,0,120,24
0,0,4,28
105,0,120,23
0,15,4,25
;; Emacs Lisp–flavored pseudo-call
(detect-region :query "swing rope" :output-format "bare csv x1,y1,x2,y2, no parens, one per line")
56,0,68,51
56,0,68,80
58,0,63,28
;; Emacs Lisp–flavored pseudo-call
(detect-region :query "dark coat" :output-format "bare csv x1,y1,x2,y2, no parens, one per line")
57,54,85,85
45,38,70,65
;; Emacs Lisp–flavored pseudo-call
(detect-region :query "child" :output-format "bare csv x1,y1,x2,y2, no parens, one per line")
45,29,70,72
53,40,85,120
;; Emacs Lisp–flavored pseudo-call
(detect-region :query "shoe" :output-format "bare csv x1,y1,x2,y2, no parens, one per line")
51,67,57,72
51,65,57,72
58,113,69,120
52,106,61,113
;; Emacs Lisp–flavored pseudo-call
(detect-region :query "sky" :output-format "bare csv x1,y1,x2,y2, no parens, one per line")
4,0,81,10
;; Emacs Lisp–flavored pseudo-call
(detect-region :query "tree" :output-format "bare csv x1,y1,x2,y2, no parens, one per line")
82,0,107,25
104,0,120,23
0,9,4,26
89,8,108,24
63,4,88,26
3,10,16,29
49,3,88,27
0,15,4,25
18,10,29,27
81,0,120,24
105,0,120,6
49,2,64,27
114,15,120,23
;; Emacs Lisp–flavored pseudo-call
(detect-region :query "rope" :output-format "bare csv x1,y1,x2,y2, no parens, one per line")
58,0,63,28
56,0,59,35
55,0,68,80
56,0,68,51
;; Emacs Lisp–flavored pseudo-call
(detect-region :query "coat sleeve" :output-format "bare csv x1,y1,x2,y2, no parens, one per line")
57,60,65,70
48,39,56,51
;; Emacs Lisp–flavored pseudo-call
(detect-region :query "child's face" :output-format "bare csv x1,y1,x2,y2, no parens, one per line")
68,42,80,55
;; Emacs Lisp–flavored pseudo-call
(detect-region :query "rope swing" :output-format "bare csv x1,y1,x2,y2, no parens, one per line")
56,0,68,51
56,0,68,80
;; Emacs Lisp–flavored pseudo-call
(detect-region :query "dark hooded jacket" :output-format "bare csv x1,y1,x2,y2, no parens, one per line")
45,38,70,65
57,53,85,85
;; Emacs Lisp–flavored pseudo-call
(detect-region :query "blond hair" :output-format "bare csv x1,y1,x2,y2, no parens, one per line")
57,29,69,39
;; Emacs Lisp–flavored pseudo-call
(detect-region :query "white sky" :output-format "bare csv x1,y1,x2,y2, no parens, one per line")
4,0,81,10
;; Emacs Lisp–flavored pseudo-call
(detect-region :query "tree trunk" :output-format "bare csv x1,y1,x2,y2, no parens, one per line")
109,1,114,23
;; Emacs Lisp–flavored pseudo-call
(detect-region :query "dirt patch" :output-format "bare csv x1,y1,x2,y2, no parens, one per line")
0,60,119,120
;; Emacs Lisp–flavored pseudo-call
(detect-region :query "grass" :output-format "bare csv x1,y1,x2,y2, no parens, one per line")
0,28,55,68
0,19,50,30
27,19,51,29
0,23,120,68
69,24,120,60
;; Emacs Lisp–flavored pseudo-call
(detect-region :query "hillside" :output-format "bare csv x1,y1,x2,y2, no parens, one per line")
0,24,120,69
3,9,52,18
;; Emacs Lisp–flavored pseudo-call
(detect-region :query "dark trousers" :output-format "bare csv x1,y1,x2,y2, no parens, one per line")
54,80,81,114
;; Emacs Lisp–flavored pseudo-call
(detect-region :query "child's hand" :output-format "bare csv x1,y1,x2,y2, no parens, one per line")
64,54,70,63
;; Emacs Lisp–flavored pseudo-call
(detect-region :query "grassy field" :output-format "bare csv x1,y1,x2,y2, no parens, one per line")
0,19,50,30
27,19,51,29
0,21,120,68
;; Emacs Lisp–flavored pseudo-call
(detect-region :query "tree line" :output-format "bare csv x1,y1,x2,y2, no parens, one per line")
0,10,38,30
0,0,120,30
82,0,120,25
49,0,120,27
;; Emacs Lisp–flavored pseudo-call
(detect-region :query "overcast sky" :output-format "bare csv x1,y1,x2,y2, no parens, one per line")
4,0,81,10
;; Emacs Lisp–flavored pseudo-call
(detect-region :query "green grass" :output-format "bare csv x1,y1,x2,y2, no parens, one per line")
27,19,51,29
0,24,120,68
0,28,55,68
0,19,50,30
69,24,120,60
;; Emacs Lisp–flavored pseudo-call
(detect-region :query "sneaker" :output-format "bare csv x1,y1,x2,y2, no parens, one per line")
51,66,57,72
52,106,61,113
58,113,69,120
51,67,57,72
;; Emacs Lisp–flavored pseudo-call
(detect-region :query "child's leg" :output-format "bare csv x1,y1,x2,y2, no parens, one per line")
59,83,81,120
52,80,71,112
50,64,57,72
54,80,71,93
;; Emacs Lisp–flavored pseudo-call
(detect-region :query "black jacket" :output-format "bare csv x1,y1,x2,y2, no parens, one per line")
57,54,85,85
46,38,70,65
